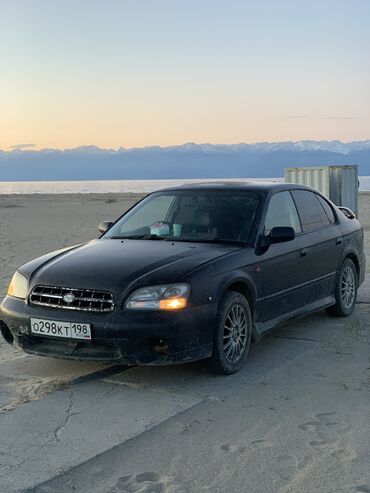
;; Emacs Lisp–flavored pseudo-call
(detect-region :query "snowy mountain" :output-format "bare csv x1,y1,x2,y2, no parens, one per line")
0,140,369,181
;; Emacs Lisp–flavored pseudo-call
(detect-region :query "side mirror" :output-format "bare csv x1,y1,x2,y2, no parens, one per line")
268,226,295,244
99,221,113,234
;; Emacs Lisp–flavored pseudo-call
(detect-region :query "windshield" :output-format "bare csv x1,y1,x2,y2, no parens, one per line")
104,190,262,243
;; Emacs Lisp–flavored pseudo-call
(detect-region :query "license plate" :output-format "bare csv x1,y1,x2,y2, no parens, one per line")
30,318,91,341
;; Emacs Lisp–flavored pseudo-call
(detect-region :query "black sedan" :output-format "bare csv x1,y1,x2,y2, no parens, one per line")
0,182,366,374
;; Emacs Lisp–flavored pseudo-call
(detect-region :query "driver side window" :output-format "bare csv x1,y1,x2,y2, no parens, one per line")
264,191,302,236
116,195,174,234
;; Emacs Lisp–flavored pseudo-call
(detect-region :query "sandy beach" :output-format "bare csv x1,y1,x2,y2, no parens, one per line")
0,192,145,299
0,191,369,492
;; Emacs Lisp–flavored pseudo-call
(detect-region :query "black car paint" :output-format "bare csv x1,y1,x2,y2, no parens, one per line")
0,182,366,365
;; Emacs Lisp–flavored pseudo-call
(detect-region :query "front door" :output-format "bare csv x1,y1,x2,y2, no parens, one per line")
256,191,311,323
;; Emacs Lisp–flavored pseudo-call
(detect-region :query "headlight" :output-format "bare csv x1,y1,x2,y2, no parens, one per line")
125,283,190,310
7,272,29,299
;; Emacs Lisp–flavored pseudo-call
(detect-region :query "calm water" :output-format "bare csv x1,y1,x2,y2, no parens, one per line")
0,178,284,194
0,177,369,194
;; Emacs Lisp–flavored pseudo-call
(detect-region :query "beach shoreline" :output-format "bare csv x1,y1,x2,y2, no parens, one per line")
1,176,370,194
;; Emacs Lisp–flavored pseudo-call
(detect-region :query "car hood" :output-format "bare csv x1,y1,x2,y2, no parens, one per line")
22,239,240,300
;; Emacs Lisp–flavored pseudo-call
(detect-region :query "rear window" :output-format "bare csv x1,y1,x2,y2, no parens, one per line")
315,194,336,224
291,190,331,232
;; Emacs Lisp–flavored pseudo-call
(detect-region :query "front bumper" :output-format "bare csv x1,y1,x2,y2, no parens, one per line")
0,296,215,365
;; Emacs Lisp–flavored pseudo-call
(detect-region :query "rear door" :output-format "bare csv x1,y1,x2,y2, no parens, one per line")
257,191,310,322
291,190,343,303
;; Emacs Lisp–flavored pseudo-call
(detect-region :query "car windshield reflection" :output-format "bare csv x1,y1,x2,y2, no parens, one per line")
104,190,262,244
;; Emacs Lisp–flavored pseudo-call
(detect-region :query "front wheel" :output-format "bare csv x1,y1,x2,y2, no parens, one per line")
326,258,358,317
209,291,252,375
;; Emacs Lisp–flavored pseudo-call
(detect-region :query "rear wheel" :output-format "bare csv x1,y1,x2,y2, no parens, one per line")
210,291,252,375
326,258,358,317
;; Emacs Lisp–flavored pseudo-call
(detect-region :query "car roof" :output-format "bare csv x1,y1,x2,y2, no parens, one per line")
157,181,316,193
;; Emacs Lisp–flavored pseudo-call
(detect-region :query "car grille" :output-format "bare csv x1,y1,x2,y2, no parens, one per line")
29,286,115,312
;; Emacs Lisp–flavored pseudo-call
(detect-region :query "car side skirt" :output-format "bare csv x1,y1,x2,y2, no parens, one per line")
255,295,335,336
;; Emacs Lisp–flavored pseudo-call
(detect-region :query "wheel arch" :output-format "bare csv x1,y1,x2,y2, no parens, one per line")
0,321,14,345
221,276,260,341
225,280,255,311
344,252,360,281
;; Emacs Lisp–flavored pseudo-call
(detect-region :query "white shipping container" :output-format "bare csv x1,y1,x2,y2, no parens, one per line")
285,165,358,214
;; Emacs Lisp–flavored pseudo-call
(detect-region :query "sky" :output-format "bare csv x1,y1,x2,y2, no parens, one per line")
0,0,369,151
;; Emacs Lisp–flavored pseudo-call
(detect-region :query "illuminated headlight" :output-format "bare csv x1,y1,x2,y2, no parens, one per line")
125,284,190,310
7,272,29,299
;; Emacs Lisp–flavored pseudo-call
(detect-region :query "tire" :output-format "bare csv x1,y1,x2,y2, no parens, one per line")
326,258,358,317
0,322,13,345
209,291,252,375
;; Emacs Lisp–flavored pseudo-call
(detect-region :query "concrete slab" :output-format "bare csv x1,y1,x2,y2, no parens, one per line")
0,305,368,493
0,379,202,493
103,304,370,398
30,304,370,493
0,346,112,411
104,336,316,402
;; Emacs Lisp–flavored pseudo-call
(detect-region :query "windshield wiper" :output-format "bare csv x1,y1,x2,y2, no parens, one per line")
110,235,246,245
110,234,167,240
192,238,247,245
162,237,247,245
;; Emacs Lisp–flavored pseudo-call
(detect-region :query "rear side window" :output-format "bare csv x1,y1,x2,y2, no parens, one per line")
315,194,336,224
264,191,302,235
291,190,331,232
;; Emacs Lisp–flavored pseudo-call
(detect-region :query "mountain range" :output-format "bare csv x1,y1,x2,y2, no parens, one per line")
0,140,369,181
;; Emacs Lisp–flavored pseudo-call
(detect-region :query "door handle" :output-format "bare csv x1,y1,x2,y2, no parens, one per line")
300,248,308,257
336,238,343,246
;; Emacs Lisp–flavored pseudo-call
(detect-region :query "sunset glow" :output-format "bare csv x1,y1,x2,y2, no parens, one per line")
1,0,369,151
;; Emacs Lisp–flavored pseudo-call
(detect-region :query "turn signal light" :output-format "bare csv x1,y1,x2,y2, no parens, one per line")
8,279,16,297
159,297,187,310
7,271,28,299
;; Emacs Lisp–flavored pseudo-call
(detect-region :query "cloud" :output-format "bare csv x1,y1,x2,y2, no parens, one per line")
10,143,36,150
320,116,358,120
287,115,358,121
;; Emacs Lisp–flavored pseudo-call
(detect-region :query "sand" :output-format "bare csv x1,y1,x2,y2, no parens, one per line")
0,192,145,299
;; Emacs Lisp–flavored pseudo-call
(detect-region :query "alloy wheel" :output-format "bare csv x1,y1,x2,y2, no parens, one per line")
223,303,248,364
341,265,356,309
